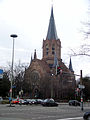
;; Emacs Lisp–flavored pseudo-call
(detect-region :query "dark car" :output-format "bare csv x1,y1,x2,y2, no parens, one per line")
83,112,90,120
41,98,58,107
69,100,80,106
35,99,43,104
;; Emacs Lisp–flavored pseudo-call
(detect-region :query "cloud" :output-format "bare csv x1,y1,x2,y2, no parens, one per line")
0,0,89,77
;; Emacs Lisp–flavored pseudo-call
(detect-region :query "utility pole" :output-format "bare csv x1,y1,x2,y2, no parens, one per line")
10,34,18,107
51,73,54,98
80,70,83,111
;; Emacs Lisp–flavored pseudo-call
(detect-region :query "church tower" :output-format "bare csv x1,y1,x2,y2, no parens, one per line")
42,7,61,67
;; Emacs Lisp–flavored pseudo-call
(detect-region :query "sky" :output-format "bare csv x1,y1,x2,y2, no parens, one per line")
0,0,89,78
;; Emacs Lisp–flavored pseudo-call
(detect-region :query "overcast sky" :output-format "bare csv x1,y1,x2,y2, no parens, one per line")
0,0,89,77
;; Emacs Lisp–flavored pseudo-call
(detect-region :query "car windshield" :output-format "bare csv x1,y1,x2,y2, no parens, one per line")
44,98,55,102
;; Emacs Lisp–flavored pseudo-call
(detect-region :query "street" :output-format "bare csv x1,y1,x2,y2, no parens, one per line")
0,103,90,120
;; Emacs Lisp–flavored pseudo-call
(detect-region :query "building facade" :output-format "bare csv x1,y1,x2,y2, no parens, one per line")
24,7,76,100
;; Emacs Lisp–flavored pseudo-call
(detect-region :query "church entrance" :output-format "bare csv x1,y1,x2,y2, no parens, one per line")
33,88,39,98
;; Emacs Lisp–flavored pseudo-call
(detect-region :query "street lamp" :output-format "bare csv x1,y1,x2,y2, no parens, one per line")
51,73,54,98
10,34,18,106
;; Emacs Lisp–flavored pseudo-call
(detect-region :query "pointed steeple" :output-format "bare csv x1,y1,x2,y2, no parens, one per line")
46,6,58,40
34,49,37,59
30,54,33,64
53,53,58,67
69,57,74,72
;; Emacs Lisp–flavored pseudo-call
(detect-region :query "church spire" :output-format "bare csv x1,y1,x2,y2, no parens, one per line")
46,6,58,40
69,57,74,72
30,54,33,64
34,49,37,59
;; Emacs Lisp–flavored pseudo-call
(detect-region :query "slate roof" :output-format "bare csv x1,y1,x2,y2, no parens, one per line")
46,6,58,40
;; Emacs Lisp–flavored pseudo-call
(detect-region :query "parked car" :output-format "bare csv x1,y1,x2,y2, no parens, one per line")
69,100,80,106
12,99,24,104
23,99,32,105
30,99,37,104
83,112,90,120
12,99,19,104
19,99,25,105
41,98,58,107
35,99,43,104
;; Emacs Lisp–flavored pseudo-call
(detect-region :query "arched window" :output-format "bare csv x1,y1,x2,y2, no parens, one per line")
30,71,40,84
52,44,55,55
46,44,49,55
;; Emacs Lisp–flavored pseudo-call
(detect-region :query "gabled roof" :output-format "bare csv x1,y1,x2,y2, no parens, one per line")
30,59,51,74
46,6,58,40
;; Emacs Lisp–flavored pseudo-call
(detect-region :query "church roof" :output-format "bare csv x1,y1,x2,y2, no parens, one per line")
46,6,58,40
30,59,50,74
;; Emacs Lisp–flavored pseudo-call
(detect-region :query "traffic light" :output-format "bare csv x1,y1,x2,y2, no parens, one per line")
56,66,62,75
57,67,60,75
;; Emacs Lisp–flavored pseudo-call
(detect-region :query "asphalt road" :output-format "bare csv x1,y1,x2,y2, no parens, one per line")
0,103,90,120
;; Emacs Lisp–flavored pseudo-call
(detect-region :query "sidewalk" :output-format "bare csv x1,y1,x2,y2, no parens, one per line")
0,117,24,120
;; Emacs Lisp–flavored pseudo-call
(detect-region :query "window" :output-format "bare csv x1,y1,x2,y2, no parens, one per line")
49,64,53,68
52,47,55,50
30,71,39,84
52,51,55,54
52,44,55,55
46,48,49,50
46,52,48,55
46,44,49,55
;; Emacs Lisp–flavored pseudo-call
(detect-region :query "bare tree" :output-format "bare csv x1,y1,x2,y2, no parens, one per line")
70,44,90,57
4,60,29,97
70,2,90,57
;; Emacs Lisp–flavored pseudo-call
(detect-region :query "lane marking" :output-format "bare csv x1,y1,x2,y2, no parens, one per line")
57,117,83,120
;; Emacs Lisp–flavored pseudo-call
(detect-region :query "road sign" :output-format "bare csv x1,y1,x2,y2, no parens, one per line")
0,69,3,79
0,69,3,74
78,84,85,89
12,85,16,88
9,88,12,93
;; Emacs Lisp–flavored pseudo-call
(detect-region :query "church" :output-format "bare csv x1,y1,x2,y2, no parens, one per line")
24,7,76,100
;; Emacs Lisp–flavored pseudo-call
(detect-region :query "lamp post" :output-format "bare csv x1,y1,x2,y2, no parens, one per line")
50,67,54,98
10,34,18,106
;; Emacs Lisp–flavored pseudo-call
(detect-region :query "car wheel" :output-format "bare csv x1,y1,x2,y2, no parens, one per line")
87,116,90,120
69,103,71,106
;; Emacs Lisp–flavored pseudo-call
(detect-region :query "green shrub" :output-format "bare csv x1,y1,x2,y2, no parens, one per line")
1,100,9,104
